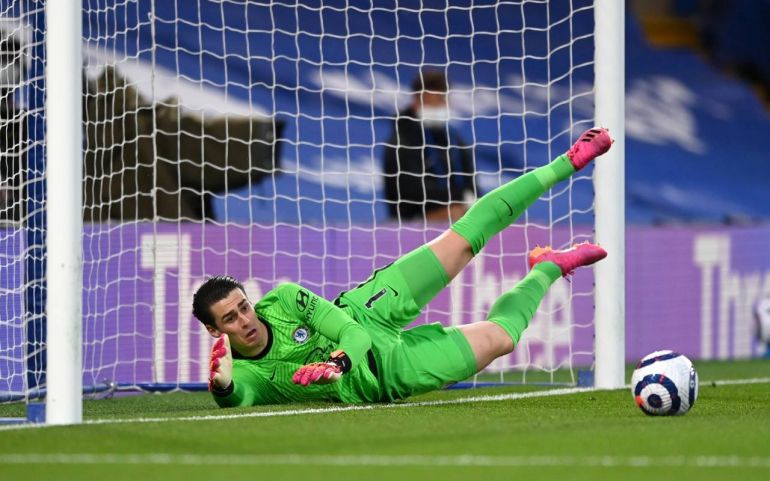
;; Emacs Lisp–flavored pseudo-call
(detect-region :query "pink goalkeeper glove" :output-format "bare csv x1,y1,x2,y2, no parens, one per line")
291,351,351,386
208,334,233,391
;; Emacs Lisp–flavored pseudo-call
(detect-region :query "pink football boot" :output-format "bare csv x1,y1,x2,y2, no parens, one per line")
528,241,608,277
566,127,613,170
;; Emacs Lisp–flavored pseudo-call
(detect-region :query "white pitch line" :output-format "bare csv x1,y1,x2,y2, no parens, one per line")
0,386,588,432
0,453,769,468
703,377,770,386
2,377,769,432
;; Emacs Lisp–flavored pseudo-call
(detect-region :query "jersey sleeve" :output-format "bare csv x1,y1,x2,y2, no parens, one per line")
273,282,372,369
212,363,279,407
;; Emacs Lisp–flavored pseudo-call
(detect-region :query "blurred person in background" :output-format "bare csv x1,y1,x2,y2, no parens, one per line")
383,70,477,224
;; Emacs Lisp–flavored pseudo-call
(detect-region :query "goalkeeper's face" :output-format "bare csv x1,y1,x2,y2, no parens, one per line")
207,288,267,357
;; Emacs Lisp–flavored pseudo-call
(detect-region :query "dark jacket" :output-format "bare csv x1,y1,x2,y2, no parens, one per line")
383,107,475,220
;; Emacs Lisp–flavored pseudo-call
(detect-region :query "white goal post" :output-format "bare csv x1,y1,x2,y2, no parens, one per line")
593,0,626,389
4,0,626,426
45,0,83,425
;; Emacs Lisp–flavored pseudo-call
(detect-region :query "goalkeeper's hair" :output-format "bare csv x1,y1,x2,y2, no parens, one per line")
192,275,247,327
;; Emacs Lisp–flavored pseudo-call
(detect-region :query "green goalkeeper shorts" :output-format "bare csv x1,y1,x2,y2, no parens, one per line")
335,245,478,401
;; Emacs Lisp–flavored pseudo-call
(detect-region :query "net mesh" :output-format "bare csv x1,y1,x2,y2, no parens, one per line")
1,0,598,402
0,5,45,402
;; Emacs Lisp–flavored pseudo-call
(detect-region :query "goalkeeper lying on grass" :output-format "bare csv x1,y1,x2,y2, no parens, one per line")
192,128,613,406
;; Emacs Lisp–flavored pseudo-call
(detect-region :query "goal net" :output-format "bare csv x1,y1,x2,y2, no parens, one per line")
1,0,606,405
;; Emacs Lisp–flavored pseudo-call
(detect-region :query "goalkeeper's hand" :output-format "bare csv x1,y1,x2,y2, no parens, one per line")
292,350,351,387
208,334,233,391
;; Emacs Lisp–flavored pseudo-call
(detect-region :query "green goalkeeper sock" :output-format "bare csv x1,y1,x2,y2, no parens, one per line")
451,154,575,254
486,262,562,345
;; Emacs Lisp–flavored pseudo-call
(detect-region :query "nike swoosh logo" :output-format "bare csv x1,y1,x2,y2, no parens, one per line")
334,298,349,309
387,285,399,297
500,198,514,217
269,368,277,381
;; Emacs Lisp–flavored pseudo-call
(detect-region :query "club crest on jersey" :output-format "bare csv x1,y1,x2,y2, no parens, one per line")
293,327,310,344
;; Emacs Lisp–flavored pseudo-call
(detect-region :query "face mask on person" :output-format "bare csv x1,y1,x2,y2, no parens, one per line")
419,105,450,128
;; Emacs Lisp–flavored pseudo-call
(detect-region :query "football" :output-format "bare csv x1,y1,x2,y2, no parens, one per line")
631,350,699,416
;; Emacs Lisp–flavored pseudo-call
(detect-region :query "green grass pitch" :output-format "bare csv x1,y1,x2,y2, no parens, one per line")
0,360,768,481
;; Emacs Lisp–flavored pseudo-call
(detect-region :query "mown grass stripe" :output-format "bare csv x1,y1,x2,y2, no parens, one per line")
1,453,769,468
1,377,768,433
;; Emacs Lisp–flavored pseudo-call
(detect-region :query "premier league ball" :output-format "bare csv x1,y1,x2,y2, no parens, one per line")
631,350,698,416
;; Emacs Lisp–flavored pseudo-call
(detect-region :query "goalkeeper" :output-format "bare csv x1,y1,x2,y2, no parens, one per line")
192,128,613,406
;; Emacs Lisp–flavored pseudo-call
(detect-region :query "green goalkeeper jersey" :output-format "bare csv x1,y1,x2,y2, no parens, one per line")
208,150,580,407
212,246,482,407
212,282,382,406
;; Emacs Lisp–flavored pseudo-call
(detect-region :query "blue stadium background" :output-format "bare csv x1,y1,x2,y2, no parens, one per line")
82,0,770,225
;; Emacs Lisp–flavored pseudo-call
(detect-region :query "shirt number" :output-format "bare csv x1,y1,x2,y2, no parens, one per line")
364,288,387,309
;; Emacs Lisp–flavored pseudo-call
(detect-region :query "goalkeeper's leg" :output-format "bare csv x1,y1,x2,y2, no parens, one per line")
429,127,612,281
352,127,613,334
459,242,607,370
379,242,608,401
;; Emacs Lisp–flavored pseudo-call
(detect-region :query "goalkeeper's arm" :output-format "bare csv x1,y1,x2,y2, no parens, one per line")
275,283,371,386
207,336,279,407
